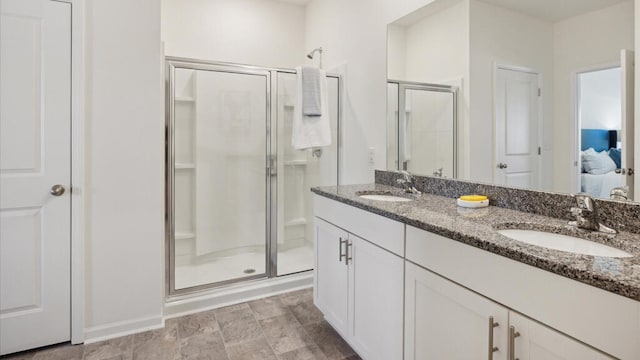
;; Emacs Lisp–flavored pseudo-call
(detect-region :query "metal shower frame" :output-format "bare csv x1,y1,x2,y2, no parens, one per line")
165,57,342,297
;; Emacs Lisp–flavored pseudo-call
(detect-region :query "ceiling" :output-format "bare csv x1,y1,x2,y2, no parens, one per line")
479,0,629,22
274,0,629,19
274,0,312,6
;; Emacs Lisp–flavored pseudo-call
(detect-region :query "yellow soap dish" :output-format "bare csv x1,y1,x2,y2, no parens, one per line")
457,195,489,208
459,195,488,202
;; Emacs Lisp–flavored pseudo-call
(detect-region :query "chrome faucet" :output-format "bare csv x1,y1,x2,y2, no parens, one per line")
609,186,629,201
397,171,421,194
569,193,616,234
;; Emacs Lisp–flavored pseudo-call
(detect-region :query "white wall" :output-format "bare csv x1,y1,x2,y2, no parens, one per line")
305,0,437,184
469,0,554,187
386,25,407,80
553,0,634,193
162,0,306,68
83,0,164,340
403,1,468,85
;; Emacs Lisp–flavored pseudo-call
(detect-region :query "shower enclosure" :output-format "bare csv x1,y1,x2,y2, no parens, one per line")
387,80,458,178
165,58,341,295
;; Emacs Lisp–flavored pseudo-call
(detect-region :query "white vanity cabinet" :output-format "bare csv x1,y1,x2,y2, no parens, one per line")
508,312,613,360
314,195,404,360
404,261,509,360
313,193,639,359
405,262,613,360
314,218,349,335
406,225,638,360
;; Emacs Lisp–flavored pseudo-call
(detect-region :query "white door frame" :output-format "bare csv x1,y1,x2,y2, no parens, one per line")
570,61,620,194
56,0,85,344
493,63,543,187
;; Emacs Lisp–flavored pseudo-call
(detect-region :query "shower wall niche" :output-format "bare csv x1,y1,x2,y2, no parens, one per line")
166,58,341,295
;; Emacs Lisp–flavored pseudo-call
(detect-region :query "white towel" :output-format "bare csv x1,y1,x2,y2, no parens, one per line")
301,66,322,116
292,66,331,150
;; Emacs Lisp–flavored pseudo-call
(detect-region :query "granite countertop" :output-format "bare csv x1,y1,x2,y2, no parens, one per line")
311,183,640,301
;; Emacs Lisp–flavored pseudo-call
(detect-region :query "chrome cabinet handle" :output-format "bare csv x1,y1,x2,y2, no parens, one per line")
50,184,65,196
488,316,499,359
509,325,520,360
345,241,353,265
497,163,508,169
339,238,346,262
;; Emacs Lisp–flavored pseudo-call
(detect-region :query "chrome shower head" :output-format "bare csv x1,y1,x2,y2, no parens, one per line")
306,47,323,59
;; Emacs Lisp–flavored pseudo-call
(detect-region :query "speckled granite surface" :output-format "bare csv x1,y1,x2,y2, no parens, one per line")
375,170,640,234
311,182,640,301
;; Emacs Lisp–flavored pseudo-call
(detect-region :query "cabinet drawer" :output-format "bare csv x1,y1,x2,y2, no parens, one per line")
314,195,404,256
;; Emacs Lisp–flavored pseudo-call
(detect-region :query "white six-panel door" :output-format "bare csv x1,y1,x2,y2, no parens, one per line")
0,0,71,355
495,67,540,189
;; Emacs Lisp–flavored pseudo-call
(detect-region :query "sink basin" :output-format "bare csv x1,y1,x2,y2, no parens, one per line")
497,229,633,258
360,194,412,202
356,191,412,202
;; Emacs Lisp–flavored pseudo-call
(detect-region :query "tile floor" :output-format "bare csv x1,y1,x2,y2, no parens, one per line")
1,288,360,360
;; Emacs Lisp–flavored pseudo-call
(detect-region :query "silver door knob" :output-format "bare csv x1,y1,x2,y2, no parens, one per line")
50,184,65,196
497,163,508,169
628,168,634,176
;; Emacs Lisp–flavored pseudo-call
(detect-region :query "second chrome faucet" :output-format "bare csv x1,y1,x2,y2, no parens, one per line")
397,171,421,194
569,193,616,234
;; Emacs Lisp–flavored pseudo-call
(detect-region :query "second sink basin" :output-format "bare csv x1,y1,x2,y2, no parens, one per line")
356,190,412,202
497,229,633,258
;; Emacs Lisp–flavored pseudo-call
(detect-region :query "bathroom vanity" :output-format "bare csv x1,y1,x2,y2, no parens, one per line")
312,178,640,360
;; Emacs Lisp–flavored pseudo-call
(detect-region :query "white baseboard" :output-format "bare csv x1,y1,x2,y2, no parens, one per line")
164,271,313,319
83,314,164,344
82,273,312,344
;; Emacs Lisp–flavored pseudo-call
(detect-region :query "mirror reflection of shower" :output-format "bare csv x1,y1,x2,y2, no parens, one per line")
306,47,323,68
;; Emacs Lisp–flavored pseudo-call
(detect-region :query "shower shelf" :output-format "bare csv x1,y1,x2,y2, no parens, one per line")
175,163,195,169
175,96,195,102
285,218,307,227
284,160,307,166
175,232,195,240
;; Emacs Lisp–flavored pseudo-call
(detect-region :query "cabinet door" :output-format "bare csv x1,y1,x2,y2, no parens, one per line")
405,261,509,360
348,235,404,360
314,218,349,335
509,312,614,360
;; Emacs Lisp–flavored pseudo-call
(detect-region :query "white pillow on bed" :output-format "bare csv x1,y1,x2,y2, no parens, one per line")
581,148,616,175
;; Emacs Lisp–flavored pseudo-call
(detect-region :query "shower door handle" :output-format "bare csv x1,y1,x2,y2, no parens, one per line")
267,156,277,176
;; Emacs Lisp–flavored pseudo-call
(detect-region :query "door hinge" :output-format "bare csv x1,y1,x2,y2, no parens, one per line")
538,146,541,155
538,88,541,97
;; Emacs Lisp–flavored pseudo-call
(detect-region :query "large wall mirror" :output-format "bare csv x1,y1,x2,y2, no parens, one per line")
387,0,637,202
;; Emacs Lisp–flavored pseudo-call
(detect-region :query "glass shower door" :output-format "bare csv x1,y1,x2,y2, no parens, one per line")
167,59,342,295
170,66,270,291
387,81,458,178
402,87,456,178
